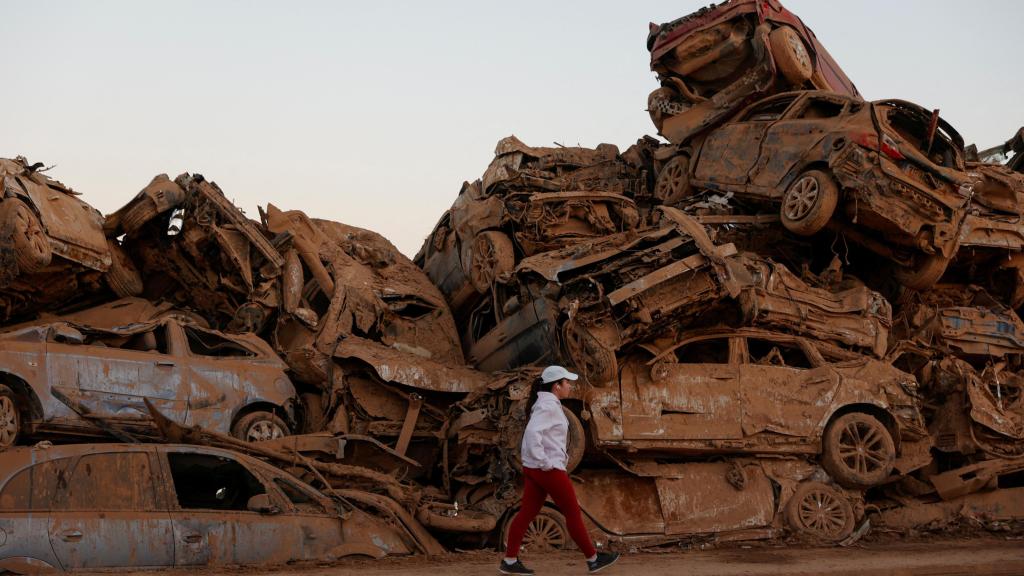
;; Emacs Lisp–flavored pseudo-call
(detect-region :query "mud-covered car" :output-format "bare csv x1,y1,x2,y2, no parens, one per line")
0,303,297,449
0,443,416,571
0,157,143,323
654,91,974,290
416,136,645,321
646,0,859,144
589,327,930,488
463,208,891,383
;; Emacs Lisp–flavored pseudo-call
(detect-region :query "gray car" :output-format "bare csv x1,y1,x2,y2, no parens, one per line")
0,443,414,571
0,303,297,449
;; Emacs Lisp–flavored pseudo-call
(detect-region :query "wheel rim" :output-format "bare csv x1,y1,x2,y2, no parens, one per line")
523,514,565,551
0,396,18,447
472,235,497,286
836,419,891,476
246,419,285,442
786,33,811,72
796,487,849,539
783,176,820,221
14,205,48,258
655,158,687,200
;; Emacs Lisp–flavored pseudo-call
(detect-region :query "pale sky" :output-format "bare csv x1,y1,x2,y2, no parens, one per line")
2,1,1021,257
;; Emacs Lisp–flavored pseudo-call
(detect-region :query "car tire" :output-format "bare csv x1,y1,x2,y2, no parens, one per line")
231,411,290,443
654,155,693,205
769,26,814,85
120,197,160,235
104,239,144,297
468,230,514,293
780,170,838,236
892,252,950,291
0,199,52,273
501,507,573,552
785,481,855,542
821,412,895,488
0,384,21,450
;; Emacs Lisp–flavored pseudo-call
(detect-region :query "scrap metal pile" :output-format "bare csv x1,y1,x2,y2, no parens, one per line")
1,0,1023,571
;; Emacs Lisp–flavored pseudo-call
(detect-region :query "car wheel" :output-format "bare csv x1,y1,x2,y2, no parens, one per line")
120,197,160,234
785,481,855,542
780,170,838,236
232,411,290,443
0,199,52,273
769,26,814,85
892,252,950,291
0,385,21,450
468,230,514,293
822,412,895,488
654,155,692,204
104,239,144,297
502,507,573,552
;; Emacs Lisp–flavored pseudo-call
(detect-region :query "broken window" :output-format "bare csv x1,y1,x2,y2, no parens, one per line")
166,452,266,511
796,98,845,120
0,458,70,510
71,326,170,354
63,453,158,511
274,477,327,514
881,105,961,169
746,338,814,369
742,97,795,122
184,326,256,358
672,338,730,364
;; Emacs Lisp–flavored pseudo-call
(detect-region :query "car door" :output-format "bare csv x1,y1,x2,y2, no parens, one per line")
694,95,798,188
621,335,743,440
737,336,840,438
46,323,189,424
0,456,72,570
47,449,174,569
161,447,304,566
749,95,850,190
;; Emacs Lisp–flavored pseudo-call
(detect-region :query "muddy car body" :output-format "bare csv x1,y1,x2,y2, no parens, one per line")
417,136,644,321
0,443,413,571
464,208,891,383
584,327,929,487
655,91,973,289
0,158,142,323
0,309,297,448
646,0,859,144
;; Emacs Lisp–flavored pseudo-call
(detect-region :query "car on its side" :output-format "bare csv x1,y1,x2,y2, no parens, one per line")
654,91,974,290
646,0,859,144
0,443,415,571
0,302,297,449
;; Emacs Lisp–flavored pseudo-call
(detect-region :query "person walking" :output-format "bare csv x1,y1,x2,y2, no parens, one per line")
499,365,620,575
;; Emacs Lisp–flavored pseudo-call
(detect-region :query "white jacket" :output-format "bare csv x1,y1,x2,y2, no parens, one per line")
520,392,569,471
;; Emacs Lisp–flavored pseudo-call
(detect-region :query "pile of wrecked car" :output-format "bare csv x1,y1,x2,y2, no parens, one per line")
1,0,1024,572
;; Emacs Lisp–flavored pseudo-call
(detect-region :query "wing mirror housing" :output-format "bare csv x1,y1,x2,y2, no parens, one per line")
246,493,280,515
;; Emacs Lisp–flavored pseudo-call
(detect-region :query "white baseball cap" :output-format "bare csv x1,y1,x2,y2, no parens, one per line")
541,365,579,384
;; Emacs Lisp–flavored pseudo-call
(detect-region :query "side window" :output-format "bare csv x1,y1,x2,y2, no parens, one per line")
672,338,730,364
167,452,266,511
0,458,71,510
81,327,169,354
274,478,327,514
746,338,814,369
184,326,256,358
796,99,845,120
63,453,158,510
742,98,795,122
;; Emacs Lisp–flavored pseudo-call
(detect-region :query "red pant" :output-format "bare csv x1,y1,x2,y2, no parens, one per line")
504,467,597,558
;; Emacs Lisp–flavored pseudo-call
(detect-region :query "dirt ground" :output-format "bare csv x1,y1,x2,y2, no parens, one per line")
75,537,1024,576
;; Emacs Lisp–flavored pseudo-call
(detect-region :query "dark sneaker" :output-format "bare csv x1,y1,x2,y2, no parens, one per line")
498,559,535,575
587,551,620,574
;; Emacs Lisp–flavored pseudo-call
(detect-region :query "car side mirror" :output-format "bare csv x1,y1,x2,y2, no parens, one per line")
51,324,85,345
246,493,279,515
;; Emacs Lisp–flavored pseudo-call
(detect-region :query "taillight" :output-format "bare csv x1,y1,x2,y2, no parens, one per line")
880,133,905,160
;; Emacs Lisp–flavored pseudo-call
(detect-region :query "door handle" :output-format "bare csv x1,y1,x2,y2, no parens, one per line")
183,533,202,544
60,529,83,542
155,360,175,367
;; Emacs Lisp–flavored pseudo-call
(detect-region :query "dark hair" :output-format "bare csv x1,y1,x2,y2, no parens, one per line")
525,375,558,415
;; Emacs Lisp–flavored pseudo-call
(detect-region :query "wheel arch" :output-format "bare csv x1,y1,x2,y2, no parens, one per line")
231,400,293,433
823,402,900,451
0,371,44,423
